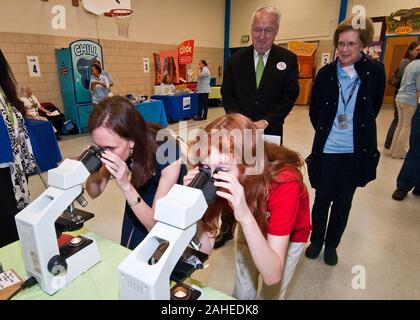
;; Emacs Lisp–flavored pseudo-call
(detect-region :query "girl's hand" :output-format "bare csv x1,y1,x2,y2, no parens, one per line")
213,171,252,223
100,149,131,191
183,167,200,186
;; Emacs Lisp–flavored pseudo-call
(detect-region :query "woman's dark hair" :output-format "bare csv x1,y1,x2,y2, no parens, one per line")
333,16,374,48
88,96,160,188
405,41,420,59
0,49,25,115
200,60,208,66
92,63,102,74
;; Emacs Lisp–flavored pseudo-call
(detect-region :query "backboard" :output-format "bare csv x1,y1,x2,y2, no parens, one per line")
82,0,131,16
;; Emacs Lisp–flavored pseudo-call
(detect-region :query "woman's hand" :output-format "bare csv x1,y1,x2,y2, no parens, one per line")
183,167,200,186
100,149,131,191
213,172,252,223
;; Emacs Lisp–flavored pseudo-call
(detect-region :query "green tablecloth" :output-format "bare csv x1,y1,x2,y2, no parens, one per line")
0,232,233,300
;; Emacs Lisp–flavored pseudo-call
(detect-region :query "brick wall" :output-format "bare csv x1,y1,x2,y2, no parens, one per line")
0,32,224,112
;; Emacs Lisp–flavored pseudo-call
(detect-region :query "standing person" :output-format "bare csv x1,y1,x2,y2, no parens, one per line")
92,59,114,94
218,5,300,248
385,41,420,149
305,17,386,265
0,49,36,247
194,60,211,121
86,96,187,249
89,64,110,108
392,102,420,201
390,56,420,159
184,113,311,300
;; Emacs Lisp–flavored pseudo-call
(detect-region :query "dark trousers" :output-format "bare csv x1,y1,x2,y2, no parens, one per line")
0,168,20,248
310,153,358,249
385,103,399,149
198,93,209,119
46,113,65,134
397,106,420,191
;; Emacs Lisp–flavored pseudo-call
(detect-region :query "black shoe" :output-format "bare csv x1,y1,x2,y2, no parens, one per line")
214,232,233,249
324,247,338,266
193,116,202,121
55,133,62,141
305,242,323,259
412,188,420,196
392,189,408,201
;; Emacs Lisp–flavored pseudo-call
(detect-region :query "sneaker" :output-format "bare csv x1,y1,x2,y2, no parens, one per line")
392,189,408,201
214,232,233,249
412,188,420,196
324,247,338,266
305,242,323,259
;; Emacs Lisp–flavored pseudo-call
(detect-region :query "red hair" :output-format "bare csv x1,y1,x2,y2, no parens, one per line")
191,113,306,236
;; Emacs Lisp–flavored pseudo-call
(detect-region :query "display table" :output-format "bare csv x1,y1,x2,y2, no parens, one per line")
134,100,168,128
26,119,62,173
152,93,198,122
1,232,232,300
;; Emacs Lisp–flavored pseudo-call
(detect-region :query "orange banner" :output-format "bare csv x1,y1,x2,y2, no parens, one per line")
288,41,318,78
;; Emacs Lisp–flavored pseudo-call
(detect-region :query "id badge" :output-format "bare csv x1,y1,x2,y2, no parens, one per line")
338,114,348,129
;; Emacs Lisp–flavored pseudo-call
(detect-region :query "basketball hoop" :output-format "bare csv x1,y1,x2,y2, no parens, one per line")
105,9,133,38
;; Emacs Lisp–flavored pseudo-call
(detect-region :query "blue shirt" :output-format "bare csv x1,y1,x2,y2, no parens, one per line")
197,66,211,93
324,64,360,153
396,60,420,107
89,74,110,104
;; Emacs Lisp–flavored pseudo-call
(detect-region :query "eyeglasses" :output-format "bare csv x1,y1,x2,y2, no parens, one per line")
337,41,360,49
252,28,276,36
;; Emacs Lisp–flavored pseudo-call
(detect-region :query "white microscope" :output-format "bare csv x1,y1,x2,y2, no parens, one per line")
119,167,220,300
15,146,104,295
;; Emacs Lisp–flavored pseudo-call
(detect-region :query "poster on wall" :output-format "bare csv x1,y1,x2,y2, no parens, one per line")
363,41,383,61
143,58,150,73
178,40,194,65
27,56,41,77
288,41,318,78
386,8,420,35
320,53,331,67
69,40,103,104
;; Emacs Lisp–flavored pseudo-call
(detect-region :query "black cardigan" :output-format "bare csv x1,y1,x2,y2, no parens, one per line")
307,54,386,188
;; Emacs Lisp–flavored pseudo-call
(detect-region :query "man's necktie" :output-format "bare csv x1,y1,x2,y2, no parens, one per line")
255,55,264,88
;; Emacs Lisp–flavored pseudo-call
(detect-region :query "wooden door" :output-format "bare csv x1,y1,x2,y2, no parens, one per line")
383,35,419,104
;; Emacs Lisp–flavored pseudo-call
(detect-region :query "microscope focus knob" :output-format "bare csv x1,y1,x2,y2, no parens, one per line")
48,255,68,276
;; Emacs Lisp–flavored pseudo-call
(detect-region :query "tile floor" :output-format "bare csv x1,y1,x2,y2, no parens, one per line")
28,105,420,299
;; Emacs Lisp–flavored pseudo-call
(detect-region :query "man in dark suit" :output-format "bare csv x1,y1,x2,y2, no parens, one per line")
216,6,300,249
221,6,299,139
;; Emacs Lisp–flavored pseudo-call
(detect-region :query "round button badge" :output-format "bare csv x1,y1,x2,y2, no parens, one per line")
277,62,287,70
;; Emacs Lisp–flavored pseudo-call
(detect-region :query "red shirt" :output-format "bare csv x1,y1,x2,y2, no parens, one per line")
267,169,311,242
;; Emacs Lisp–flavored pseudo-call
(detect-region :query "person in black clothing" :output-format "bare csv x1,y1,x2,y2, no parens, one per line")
305,17,386,265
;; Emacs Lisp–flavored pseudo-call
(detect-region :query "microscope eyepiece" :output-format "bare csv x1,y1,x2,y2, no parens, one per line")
78,145,105,174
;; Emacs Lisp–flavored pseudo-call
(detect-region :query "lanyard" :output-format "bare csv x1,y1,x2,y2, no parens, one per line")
338,77,359,112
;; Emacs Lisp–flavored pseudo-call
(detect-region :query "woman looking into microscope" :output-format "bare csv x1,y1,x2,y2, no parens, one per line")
86,96,187,249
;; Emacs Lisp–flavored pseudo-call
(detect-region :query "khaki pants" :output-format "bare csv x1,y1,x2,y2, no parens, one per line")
233,226,304,300
391,101,416,159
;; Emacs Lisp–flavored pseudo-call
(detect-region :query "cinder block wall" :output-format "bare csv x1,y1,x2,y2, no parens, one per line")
0,32,224,112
